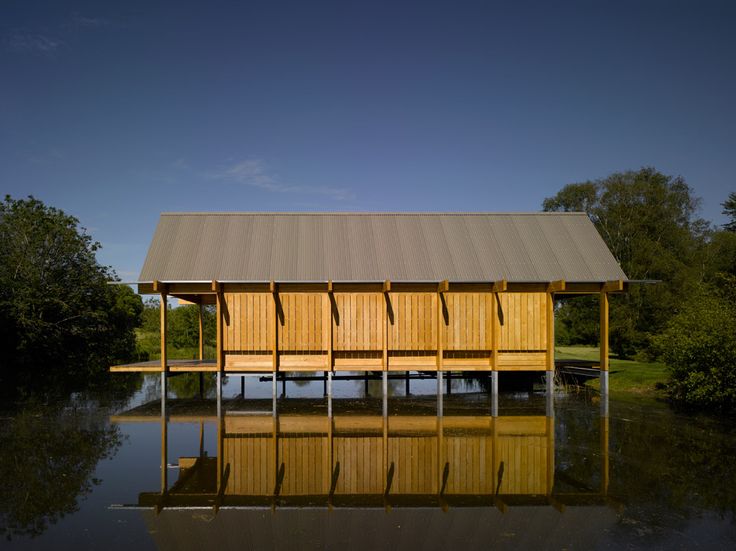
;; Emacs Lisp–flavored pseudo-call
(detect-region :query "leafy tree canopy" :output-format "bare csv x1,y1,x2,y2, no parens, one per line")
723,191,736,232
0,195,142,392
543,168,708,356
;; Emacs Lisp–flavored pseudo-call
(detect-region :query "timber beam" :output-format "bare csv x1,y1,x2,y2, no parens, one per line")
138,279,627,295
546,280,566,293
492,279,507,293
602,279,624,293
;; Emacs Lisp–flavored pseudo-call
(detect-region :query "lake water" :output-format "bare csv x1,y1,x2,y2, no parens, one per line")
1,373,735,550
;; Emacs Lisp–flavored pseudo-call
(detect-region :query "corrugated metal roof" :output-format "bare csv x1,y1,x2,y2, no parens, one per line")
138,213,628,283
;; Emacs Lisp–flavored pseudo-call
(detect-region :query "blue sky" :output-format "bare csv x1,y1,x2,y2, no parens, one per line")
2,0,735,279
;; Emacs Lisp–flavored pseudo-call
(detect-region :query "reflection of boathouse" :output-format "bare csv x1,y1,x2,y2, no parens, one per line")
112,213,628,395
112,398,609,511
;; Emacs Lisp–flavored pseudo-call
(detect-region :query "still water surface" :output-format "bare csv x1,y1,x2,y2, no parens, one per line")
1,374,735,550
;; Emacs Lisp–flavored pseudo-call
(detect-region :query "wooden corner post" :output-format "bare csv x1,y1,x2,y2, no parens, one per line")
154,281,168,374
600,289,609,396
198,303,205,361
546,281,565,396
270,280,278,374
212,281,224,372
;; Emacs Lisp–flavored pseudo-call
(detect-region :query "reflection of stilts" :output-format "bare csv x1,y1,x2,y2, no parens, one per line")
130,381,610,513
601,395,609,497
160,372,167,503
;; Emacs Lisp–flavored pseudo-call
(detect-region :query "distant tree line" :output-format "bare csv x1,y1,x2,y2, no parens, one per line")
0,196,142,394
137,299,217,360
545,171,736,411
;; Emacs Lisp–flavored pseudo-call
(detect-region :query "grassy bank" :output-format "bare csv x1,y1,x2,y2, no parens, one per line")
135,328,216,361
557,345,668,398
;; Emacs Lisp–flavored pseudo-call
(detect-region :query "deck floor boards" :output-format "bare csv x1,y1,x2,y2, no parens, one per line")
110,359,218,372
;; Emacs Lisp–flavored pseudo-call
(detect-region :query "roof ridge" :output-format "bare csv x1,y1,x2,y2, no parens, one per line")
159,211,589,216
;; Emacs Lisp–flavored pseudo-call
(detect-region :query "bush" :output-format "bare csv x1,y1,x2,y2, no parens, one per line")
655,276,736,411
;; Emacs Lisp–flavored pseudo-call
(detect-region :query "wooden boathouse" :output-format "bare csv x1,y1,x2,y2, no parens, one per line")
112,212,628,395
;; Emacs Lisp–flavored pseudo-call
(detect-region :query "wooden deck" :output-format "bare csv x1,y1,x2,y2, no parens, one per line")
110,359,217,373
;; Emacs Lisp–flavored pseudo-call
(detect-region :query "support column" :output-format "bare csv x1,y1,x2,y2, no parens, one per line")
160,288,168,374
546,290,555,398
198,303,204,361
405,371,410,396
241,375,245,398
437,371,443,417
198,297,204,400
491,371,499,417
272,372,277,417
214,282,224,373
327,370,333,418
216,371,222,419
382,370,388,418
600,291,610,397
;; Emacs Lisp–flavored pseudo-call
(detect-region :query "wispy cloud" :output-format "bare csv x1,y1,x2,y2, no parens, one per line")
70,14,109,28
210,159,355,201
4,31,63,53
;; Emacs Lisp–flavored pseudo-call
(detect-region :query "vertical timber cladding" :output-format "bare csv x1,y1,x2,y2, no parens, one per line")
332,292,384,370
496,292,548,370
222,289,550,372
222,292,275,371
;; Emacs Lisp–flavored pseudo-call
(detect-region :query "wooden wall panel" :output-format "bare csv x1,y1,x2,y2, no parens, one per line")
223,293,272,353
388,293,437,351
278,293,324,352
442,293,491,351
497,292,547,351
333,293,383,351
222,290,551,369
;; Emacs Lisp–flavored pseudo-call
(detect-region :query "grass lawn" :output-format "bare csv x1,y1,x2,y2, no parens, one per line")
557,345,669,397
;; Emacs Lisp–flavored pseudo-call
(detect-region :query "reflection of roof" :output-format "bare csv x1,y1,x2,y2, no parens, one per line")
139,212,627,283
141,506,619,551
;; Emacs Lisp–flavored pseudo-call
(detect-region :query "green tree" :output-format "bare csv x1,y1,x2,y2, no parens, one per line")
543,168,707,357
723,191,736,232
0,196,142,391
655,275,736,411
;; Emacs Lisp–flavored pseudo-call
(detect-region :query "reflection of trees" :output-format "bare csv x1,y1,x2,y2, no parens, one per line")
0,402,122,540
555,394,736,542
167,373,218,399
